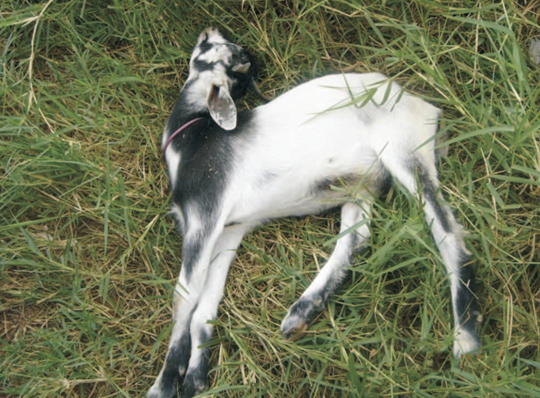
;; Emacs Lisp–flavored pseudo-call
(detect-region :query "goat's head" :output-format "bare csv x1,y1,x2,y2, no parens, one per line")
186,28,259,130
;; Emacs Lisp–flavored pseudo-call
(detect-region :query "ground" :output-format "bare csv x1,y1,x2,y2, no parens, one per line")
1,1,539,397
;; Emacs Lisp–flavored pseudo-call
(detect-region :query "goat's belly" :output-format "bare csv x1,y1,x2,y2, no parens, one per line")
226,176,376,226
228,193,347,225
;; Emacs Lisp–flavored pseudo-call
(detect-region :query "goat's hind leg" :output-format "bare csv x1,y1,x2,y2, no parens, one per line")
281,200,372,340
382,154,481,356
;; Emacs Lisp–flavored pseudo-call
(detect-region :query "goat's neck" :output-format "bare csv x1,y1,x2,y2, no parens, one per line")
165,78,211,139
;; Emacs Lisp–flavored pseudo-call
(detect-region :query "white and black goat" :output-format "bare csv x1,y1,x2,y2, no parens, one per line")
148,28,481,398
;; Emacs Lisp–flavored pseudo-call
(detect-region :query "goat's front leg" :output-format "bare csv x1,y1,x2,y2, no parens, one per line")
281,201,371,340
147,219,226,398
180,224,247,398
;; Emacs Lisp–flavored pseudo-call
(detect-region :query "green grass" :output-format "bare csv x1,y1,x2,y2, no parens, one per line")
1,0,539,397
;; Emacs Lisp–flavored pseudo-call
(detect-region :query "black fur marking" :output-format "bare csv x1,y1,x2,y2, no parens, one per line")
171,111,255,212
226,51,258,100
193,41,257,100
197,39,213,55
165,91,208,144
314,174,361,193
292,297,320,316
376,163,393,196
455,251,480,330
410,158,451,233
192,59,218,72
284,288,335,338
313,165,391,197
314,177,339,192
283,297,322,337
180,330,212,398
168,109,254,281
159,333,192,398
181,228,208,281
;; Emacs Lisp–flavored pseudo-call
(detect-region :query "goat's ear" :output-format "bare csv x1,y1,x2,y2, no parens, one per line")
207,84,237,130
196,27,215,45
232,62,251,74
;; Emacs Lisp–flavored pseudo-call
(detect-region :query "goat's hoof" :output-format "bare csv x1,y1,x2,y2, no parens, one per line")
281,300,313,340
282,318,308,341
281,296,325,341
146,384,176,398
453,327,481,357
147,367,184,398
180,372,207,398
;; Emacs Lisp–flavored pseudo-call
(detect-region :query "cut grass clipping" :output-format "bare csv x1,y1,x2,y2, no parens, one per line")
1,1,539,397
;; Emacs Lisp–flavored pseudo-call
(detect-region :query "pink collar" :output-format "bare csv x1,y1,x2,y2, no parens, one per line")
162,117,205,154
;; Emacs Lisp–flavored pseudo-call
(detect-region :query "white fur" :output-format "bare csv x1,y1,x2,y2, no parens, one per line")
219,73,439,225
454,326,481,356
165,146,181,189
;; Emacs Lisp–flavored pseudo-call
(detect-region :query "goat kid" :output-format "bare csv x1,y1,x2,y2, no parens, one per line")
148,28,481,398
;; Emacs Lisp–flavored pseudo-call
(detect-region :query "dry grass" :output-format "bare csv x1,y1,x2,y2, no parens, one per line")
1,1,539,397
